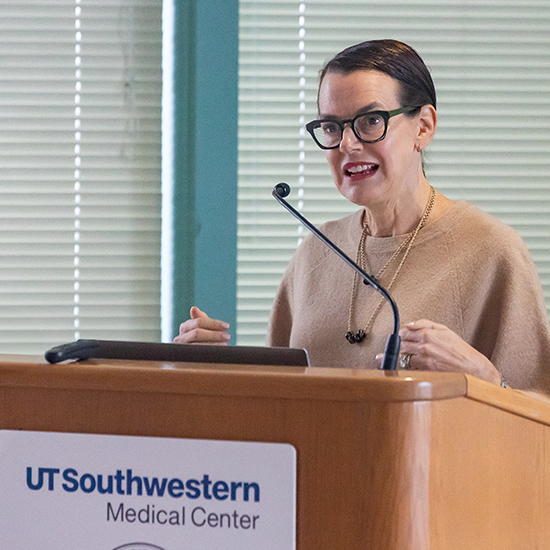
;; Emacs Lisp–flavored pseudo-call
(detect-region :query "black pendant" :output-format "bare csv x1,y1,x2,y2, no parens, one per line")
346,330,366,344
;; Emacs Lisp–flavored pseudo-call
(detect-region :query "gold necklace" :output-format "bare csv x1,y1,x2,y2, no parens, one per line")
345,186,436,344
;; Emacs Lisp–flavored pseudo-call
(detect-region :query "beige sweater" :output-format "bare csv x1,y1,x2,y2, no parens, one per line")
268,201,550,393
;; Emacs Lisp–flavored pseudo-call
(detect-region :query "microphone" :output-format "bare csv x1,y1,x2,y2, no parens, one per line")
272,182,401,370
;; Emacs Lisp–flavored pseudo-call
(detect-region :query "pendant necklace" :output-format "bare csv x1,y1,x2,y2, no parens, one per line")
345,186,436,344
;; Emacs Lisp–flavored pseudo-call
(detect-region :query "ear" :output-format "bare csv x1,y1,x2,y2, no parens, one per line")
415,105,437,151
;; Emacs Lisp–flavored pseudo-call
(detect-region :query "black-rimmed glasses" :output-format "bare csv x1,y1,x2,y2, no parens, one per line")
306,106,421,150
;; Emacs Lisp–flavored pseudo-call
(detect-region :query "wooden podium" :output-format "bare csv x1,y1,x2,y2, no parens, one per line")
0,354,549,549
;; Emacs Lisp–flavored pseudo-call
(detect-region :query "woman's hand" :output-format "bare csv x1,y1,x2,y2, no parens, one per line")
396,319,501,385
174,306,231,345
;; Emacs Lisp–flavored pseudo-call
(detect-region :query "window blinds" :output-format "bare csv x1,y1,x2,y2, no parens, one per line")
238,0,550,346
0,0,162,354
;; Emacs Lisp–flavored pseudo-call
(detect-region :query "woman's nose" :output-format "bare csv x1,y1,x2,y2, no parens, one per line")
339,124,362,153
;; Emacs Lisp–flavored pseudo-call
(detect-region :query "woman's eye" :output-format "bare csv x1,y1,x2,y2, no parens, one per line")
365,115,382,126
355,114,384,136
321,122,339,134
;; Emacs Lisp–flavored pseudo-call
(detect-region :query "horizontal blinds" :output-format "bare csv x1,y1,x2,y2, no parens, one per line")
0,0,162,353
238,0,550,346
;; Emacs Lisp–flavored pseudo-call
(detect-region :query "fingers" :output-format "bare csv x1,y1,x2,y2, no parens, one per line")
375,352,416,370
398,320,446,370
399,319,447,351
392,319,453,370
379,319,500,383
173,307,231,345
190,306,207,320
400,319,443,335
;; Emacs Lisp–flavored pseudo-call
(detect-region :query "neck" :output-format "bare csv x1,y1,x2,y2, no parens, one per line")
364,180,433,237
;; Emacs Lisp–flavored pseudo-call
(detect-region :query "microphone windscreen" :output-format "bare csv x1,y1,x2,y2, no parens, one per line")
274,182,291,198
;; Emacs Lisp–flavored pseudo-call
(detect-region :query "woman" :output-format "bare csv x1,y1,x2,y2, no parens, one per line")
175,39,550,393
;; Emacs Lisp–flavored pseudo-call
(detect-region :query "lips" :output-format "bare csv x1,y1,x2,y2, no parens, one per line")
343,162,379,181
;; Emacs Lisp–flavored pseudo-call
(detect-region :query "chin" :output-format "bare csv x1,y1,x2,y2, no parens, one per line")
337,180,381,208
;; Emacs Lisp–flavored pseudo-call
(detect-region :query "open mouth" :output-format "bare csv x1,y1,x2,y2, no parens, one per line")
344,163,379,179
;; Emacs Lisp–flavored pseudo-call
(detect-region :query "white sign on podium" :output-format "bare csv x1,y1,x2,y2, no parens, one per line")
0,430,296,550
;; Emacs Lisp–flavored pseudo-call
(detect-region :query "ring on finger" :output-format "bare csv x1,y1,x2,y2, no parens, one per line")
398,353,412,370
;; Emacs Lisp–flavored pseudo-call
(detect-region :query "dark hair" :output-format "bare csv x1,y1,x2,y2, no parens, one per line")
319,39,436,111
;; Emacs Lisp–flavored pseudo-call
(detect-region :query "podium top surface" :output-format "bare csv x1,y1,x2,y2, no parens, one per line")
1,354,549,427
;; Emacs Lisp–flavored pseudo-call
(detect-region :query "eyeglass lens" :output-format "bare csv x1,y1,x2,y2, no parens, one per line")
312,112,386,148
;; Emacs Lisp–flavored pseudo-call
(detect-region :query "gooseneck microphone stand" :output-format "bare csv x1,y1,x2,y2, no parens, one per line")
272,182,401,370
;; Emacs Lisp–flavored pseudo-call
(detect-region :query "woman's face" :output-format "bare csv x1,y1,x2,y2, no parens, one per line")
318,70,424,209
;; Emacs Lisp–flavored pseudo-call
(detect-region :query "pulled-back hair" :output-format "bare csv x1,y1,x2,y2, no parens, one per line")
319,39,436,111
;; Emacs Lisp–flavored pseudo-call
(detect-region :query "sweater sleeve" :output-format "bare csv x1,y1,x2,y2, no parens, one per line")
460,224,550,393
266,224,337,348
267,258,295,347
